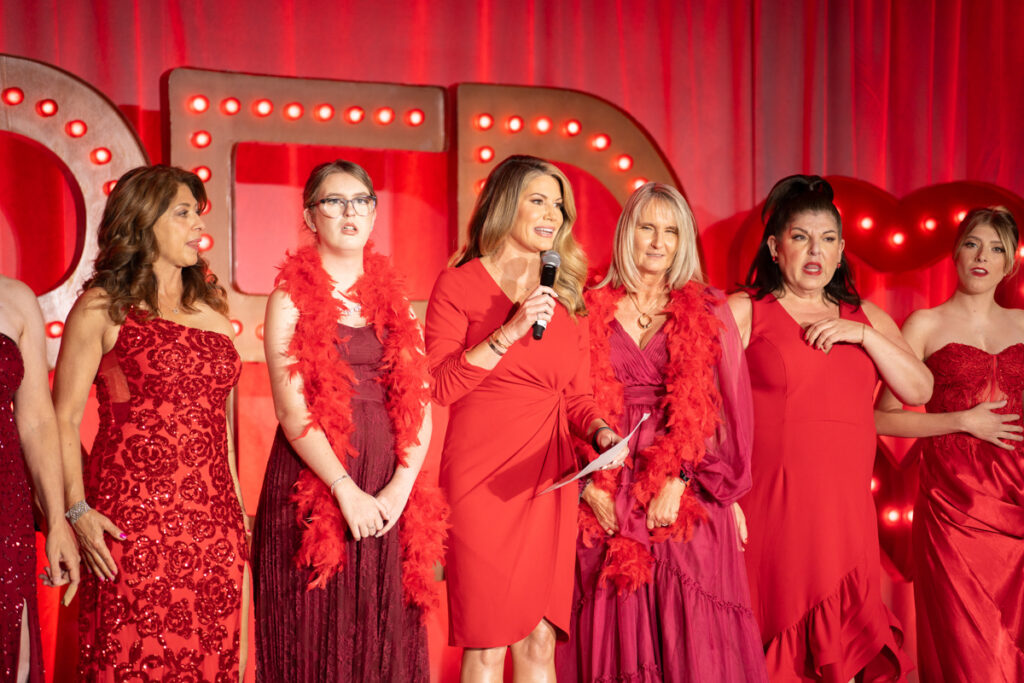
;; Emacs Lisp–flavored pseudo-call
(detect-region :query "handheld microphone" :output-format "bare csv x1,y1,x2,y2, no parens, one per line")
532,250,561,340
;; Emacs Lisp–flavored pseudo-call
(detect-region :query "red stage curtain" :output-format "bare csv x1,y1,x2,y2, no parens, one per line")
3,2,1023,681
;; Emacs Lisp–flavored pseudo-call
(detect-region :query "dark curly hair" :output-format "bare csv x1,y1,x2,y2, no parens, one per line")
743,174,861,306
84,165,226,323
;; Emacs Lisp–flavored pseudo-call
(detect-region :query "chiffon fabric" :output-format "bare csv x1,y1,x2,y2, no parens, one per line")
79,312,246,681
913,342,1024,682
556,295,768,683
253,325,429,682
0,334,42,683
426,258,602,647
741,295,910,682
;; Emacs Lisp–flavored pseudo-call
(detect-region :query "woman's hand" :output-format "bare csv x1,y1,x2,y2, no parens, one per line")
333,478,387,541
581,483,618,535
374,478,414,537
803,317,865,353
40,519,80,589
71,508,125,581
731,502,749,549
594,428,629,469
502,285,558,342
959,399,1023,450
646,477,686,529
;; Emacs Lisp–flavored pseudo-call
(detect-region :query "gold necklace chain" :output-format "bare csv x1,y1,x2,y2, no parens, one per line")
627,291,664,330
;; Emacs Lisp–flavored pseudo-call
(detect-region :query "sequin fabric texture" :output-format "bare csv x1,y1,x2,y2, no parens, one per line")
0,333,43,682
78,312,245,682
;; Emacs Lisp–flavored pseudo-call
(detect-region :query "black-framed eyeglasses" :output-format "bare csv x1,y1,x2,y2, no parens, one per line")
308,195,377,218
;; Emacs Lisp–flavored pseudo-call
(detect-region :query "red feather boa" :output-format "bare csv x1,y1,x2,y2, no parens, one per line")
578,281,723,593
276,244,448,609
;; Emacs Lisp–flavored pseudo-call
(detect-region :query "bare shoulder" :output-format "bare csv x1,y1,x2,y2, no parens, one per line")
0,275,36,307
67,287,115,327
726,290,752,322
860,300,898,328
900,306,943,336
1003,305,1024,333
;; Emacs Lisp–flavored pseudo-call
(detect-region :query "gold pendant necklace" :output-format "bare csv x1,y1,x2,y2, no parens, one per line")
627,291,662,330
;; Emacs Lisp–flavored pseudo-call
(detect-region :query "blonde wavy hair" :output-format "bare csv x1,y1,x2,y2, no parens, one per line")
953,206,1019,277
455,155,588,315
596,182,703,292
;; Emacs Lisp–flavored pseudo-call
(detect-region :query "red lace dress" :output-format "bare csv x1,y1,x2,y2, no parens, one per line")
914,343,1024,682
78,311,245,682
0,334,42,683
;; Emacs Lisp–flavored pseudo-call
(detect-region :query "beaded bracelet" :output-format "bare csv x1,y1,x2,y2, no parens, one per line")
328,473,350,496
65,500,91,525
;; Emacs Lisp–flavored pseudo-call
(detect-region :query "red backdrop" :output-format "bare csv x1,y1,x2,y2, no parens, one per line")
2,1,1024,681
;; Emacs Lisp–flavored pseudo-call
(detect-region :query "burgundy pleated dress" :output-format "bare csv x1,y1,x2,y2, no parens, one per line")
741,295,910,682
913,343,1024,681
556,300,768,683
252,324,429,682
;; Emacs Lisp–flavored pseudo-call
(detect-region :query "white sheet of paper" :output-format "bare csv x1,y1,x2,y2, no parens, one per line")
539,412,650,495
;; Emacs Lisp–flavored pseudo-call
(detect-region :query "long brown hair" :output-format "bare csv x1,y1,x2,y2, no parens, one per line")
84,165,226,323
455,155,588,315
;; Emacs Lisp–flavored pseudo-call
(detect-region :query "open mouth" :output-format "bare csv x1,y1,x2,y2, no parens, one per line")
802,262,822,275
341,224,359,235
970,267,989,276
186,240,201,250
534,227,555,238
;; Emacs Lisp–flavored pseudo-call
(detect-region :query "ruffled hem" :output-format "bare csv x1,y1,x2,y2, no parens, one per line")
763,566,911,682
565,556,767,683
592,663,662,683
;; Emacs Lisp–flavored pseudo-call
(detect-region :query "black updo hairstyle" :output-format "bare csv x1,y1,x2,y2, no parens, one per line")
743,174,861,307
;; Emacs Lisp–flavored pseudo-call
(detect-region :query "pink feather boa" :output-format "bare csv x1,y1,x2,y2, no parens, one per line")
276,244,448,609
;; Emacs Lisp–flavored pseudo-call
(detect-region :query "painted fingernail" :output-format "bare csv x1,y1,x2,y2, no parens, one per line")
119,533,127,539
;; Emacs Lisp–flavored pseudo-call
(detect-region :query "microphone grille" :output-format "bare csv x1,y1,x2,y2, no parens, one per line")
541,250,561,267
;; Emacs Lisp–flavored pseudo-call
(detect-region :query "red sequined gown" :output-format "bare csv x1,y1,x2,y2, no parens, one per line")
914,343,1024,682
78,311,245,681
0,333,42,682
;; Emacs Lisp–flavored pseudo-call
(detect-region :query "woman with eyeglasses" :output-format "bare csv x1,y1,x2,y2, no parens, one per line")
251,160,446,683
875,207,1024,682
426,155,624,682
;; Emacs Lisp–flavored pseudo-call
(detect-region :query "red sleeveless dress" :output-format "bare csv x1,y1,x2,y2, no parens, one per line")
914,343,1024,682
79,312,245,681
0,334,42,682
741,296,910,682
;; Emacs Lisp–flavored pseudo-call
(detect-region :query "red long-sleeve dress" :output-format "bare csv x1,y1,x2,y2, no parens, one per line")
426,259,601,647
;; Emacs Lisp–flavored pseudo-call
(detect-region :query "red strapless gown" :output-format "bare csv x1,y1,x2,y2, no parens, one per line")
741,296,910,682
0,334,42,682
78,312,246,681
914,343,1024,682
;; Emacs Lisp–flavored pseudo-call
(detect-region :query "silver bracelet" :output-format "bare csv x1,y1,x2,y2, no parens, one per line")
328,474,350,496
65,500,91,525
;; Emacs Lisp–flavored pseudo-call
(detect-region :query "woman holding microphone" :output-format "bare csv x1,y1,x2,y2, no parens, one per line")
426,155,624,682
